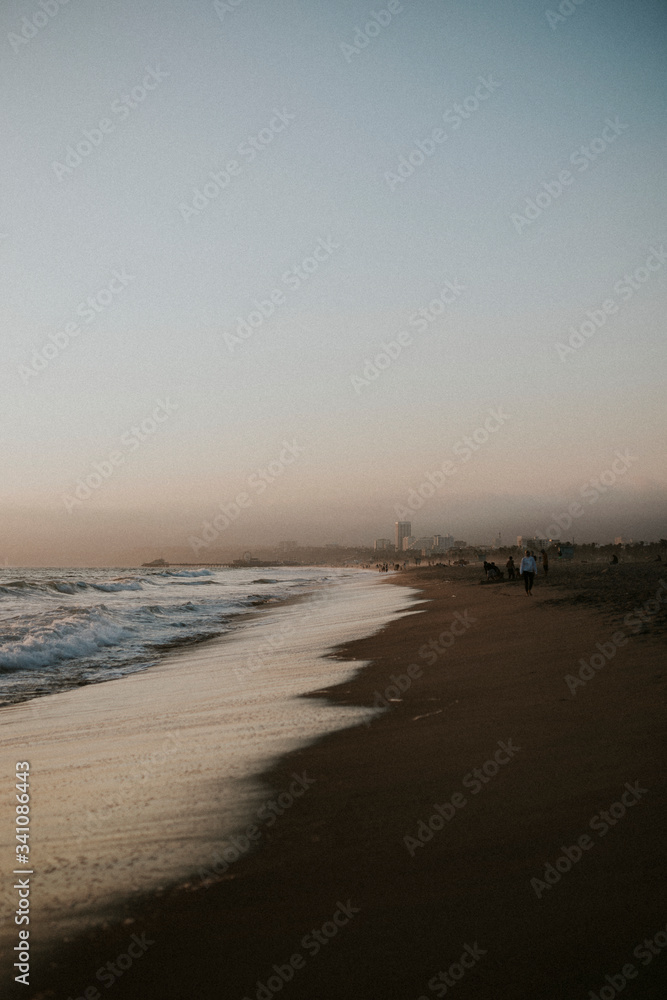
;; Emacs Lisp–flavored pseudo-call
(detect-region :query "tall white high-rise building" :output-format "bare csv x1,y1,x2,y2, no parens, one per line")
395,521,411,551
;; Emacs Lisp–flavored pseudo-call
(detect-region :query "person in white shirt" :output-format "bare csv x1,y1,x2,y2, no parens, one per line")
519,549,537,595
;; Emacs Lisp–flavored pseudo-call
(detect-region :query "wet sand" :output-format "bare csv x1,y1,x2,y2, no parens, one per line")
27,566,667,999
1,573,417,962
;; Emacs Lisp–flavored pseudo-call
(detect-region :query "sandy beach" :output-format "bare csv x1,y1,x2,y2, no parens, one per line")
20,563,665,1000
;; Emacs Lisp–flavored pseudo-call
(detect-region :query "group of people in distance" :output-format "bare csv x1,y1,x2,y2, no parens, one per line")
484,548,549,596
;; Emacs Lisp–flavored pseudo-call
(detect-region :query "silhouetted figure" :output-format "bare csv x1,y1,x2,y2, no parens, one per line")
506,556,516,580
540,548,549,581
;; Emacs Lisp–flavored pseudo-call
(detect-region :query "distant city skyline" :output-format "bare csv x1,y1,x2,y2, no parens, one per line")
1,518,659,569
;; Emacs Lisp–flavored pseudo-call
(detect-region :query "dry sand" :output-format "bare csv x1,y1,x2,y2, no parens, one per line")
24,565,667,999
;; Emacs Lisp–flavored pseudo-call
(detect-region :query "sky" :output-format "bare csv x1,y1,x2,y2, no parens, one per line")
1,0,666,564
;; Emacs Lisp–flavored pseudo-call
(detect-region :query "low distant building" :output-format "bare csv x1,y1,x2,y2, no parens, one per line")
614,536,632,545
518,536,549,551
374,538,393,551
402,535,416,551
412,537,435,553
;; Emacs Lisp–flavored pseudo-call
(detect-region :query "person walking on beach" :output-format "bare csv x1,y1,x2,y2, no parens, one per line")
506,556,516,580
519,549,537,595
540,548,549,582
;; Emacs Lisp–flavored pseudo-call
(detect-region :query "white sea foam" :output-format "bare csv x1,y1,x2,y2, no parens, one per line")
161,568,213,577
0,613,137,669
0,567,369,703
0,569,418,954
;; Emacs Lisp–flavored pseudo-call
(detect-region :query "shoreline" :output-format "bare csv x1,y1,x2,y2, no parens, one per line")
24,566,667,998
1,570,418,967
0,566,365,709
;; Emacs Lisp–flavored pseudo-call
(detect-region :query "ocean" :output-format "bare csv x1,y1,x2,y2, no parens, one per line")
0,566,418,951
0,565,358,705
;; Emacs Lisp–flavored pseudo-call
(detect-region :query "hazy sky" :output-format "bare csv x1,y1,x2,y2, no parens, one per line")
1,0,666,563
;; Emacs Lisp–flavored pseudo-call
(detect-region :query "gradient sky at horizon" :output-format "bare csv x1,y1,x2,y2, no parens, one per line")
1,0,666,563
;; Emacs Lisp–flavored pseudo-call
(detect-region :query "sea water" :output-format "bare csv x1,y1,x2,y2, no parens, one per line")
0,567,418,952
0,566,349,705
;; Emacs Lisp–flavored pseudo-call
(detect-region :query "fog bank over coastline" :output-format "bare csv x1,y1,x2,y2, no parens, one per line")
2,485,665,567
